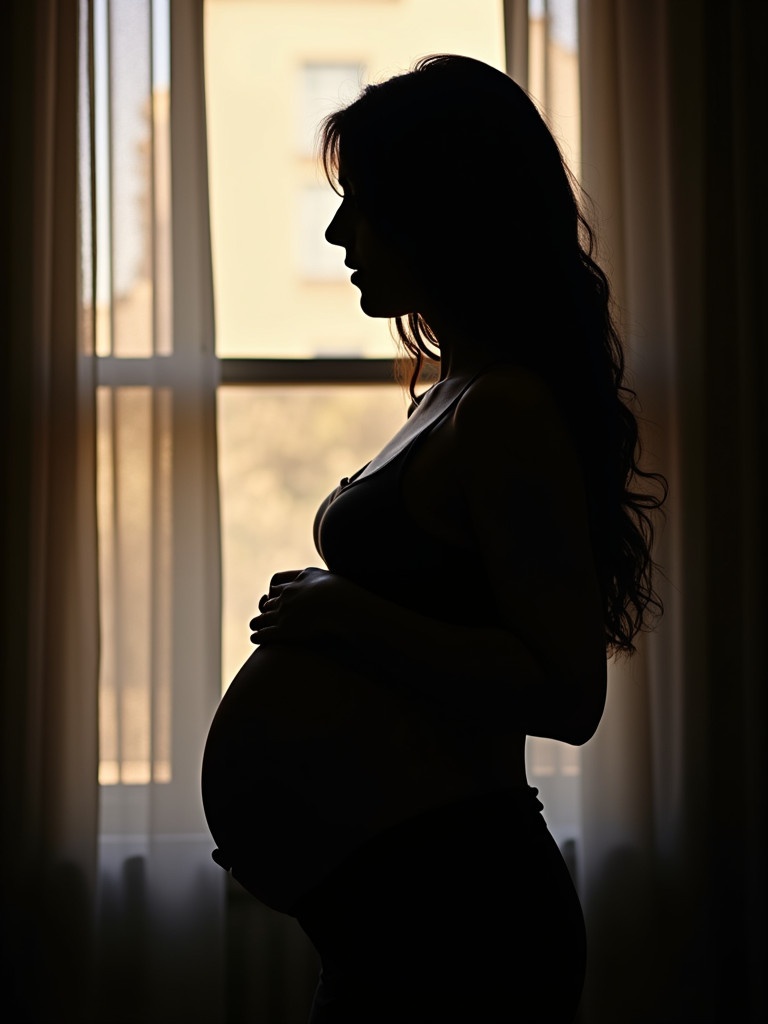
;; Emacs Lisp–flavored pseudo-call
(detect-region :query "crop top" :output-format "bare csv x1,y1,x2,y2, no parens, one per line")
313,373,501,629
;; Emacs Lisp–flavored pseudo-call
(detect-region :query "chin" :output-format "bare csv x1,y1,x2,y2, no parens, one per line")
358,291,413,320
359,299,391,319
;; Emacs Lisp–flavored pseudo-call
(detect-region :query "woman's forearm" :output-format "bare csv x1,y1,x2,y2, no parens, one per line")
251,567,604,743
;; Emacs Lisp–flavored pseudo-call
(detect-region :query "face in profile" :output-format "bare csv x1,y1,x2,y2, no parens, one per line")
325,172,424,319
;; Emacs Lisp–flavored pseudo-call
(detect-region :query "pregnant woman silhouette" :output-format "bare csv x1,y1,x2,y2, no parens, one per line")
202,55,666,1023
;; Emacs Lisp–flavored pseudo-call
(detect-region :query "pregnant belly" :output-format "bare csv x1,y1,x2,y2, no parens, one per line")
201,644,487,913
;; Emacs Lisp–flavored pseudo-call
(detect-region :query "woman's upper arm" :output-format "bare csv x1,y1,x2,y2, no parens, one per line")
453,368,606,741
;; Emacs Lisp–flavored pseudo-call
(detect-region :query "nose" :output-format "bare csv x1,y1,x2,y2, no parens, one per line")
325,198,347,248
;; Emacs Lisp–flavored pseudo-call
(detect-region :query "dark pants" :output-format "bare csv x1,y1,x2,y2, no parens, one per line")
293,787,586,1023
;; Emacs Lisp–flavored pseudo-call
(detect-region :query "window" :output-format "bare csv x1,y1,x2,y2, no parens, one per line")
297,65,365,283
297,62,365,156
96,0,584,861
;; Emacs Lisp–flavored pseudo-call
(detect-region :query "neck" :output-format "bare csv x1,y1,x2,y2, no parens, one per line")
419,308,503,382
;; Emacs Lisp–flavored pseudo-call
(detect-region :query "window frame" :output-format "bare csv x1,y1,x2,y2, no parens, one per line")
219,356,399,386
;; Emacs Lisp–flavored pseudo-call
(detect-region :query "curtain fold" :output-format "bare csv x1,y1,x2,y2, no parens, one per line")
577,1,767,1021
2,1,100,1020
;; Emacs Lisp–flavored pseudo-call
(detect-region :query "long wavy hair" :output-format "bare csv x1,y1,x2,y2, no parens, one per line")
319,54,667,656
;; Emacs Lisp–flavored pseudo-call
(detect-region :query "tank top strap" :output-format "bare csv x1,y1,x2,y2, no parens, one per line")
345,368,489,490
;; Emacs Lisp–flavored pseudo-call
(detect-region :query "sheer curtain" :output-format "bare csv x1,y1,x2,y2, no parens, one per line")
577,1,767,1021
3,1,225,1021
92,1,225,1021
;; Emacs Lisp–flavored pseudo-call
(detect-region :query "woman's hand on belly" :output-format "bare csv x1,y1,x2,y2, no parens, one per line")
250,567,368,649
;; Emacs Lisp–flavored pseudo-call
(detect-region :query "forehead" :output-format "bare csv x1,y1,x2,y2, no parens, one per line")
335,155,358,192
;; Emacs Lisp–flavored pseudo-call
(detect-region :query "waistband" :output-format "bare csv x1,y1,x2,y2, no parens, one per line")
291,785,546,919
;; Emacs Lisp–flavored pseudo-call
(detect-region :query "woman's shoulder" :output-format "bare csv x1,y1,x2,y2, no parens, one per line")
451,363,583,492
453,363,564,436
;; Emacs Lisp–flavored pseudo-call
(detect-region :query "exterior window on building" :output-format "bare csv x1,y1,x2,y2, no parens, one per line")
296,63,367,283
297,62,365,155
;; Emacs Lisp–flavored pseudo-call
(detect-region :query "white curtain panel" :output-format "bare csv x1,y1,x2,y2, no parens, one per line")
92,1,225,1020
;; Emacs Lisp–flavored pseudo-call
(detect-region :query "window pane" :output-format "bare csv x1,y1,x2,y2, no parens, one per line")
204,0,506,357
217,384,409,689
218,382,583,847
297,62,365,156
